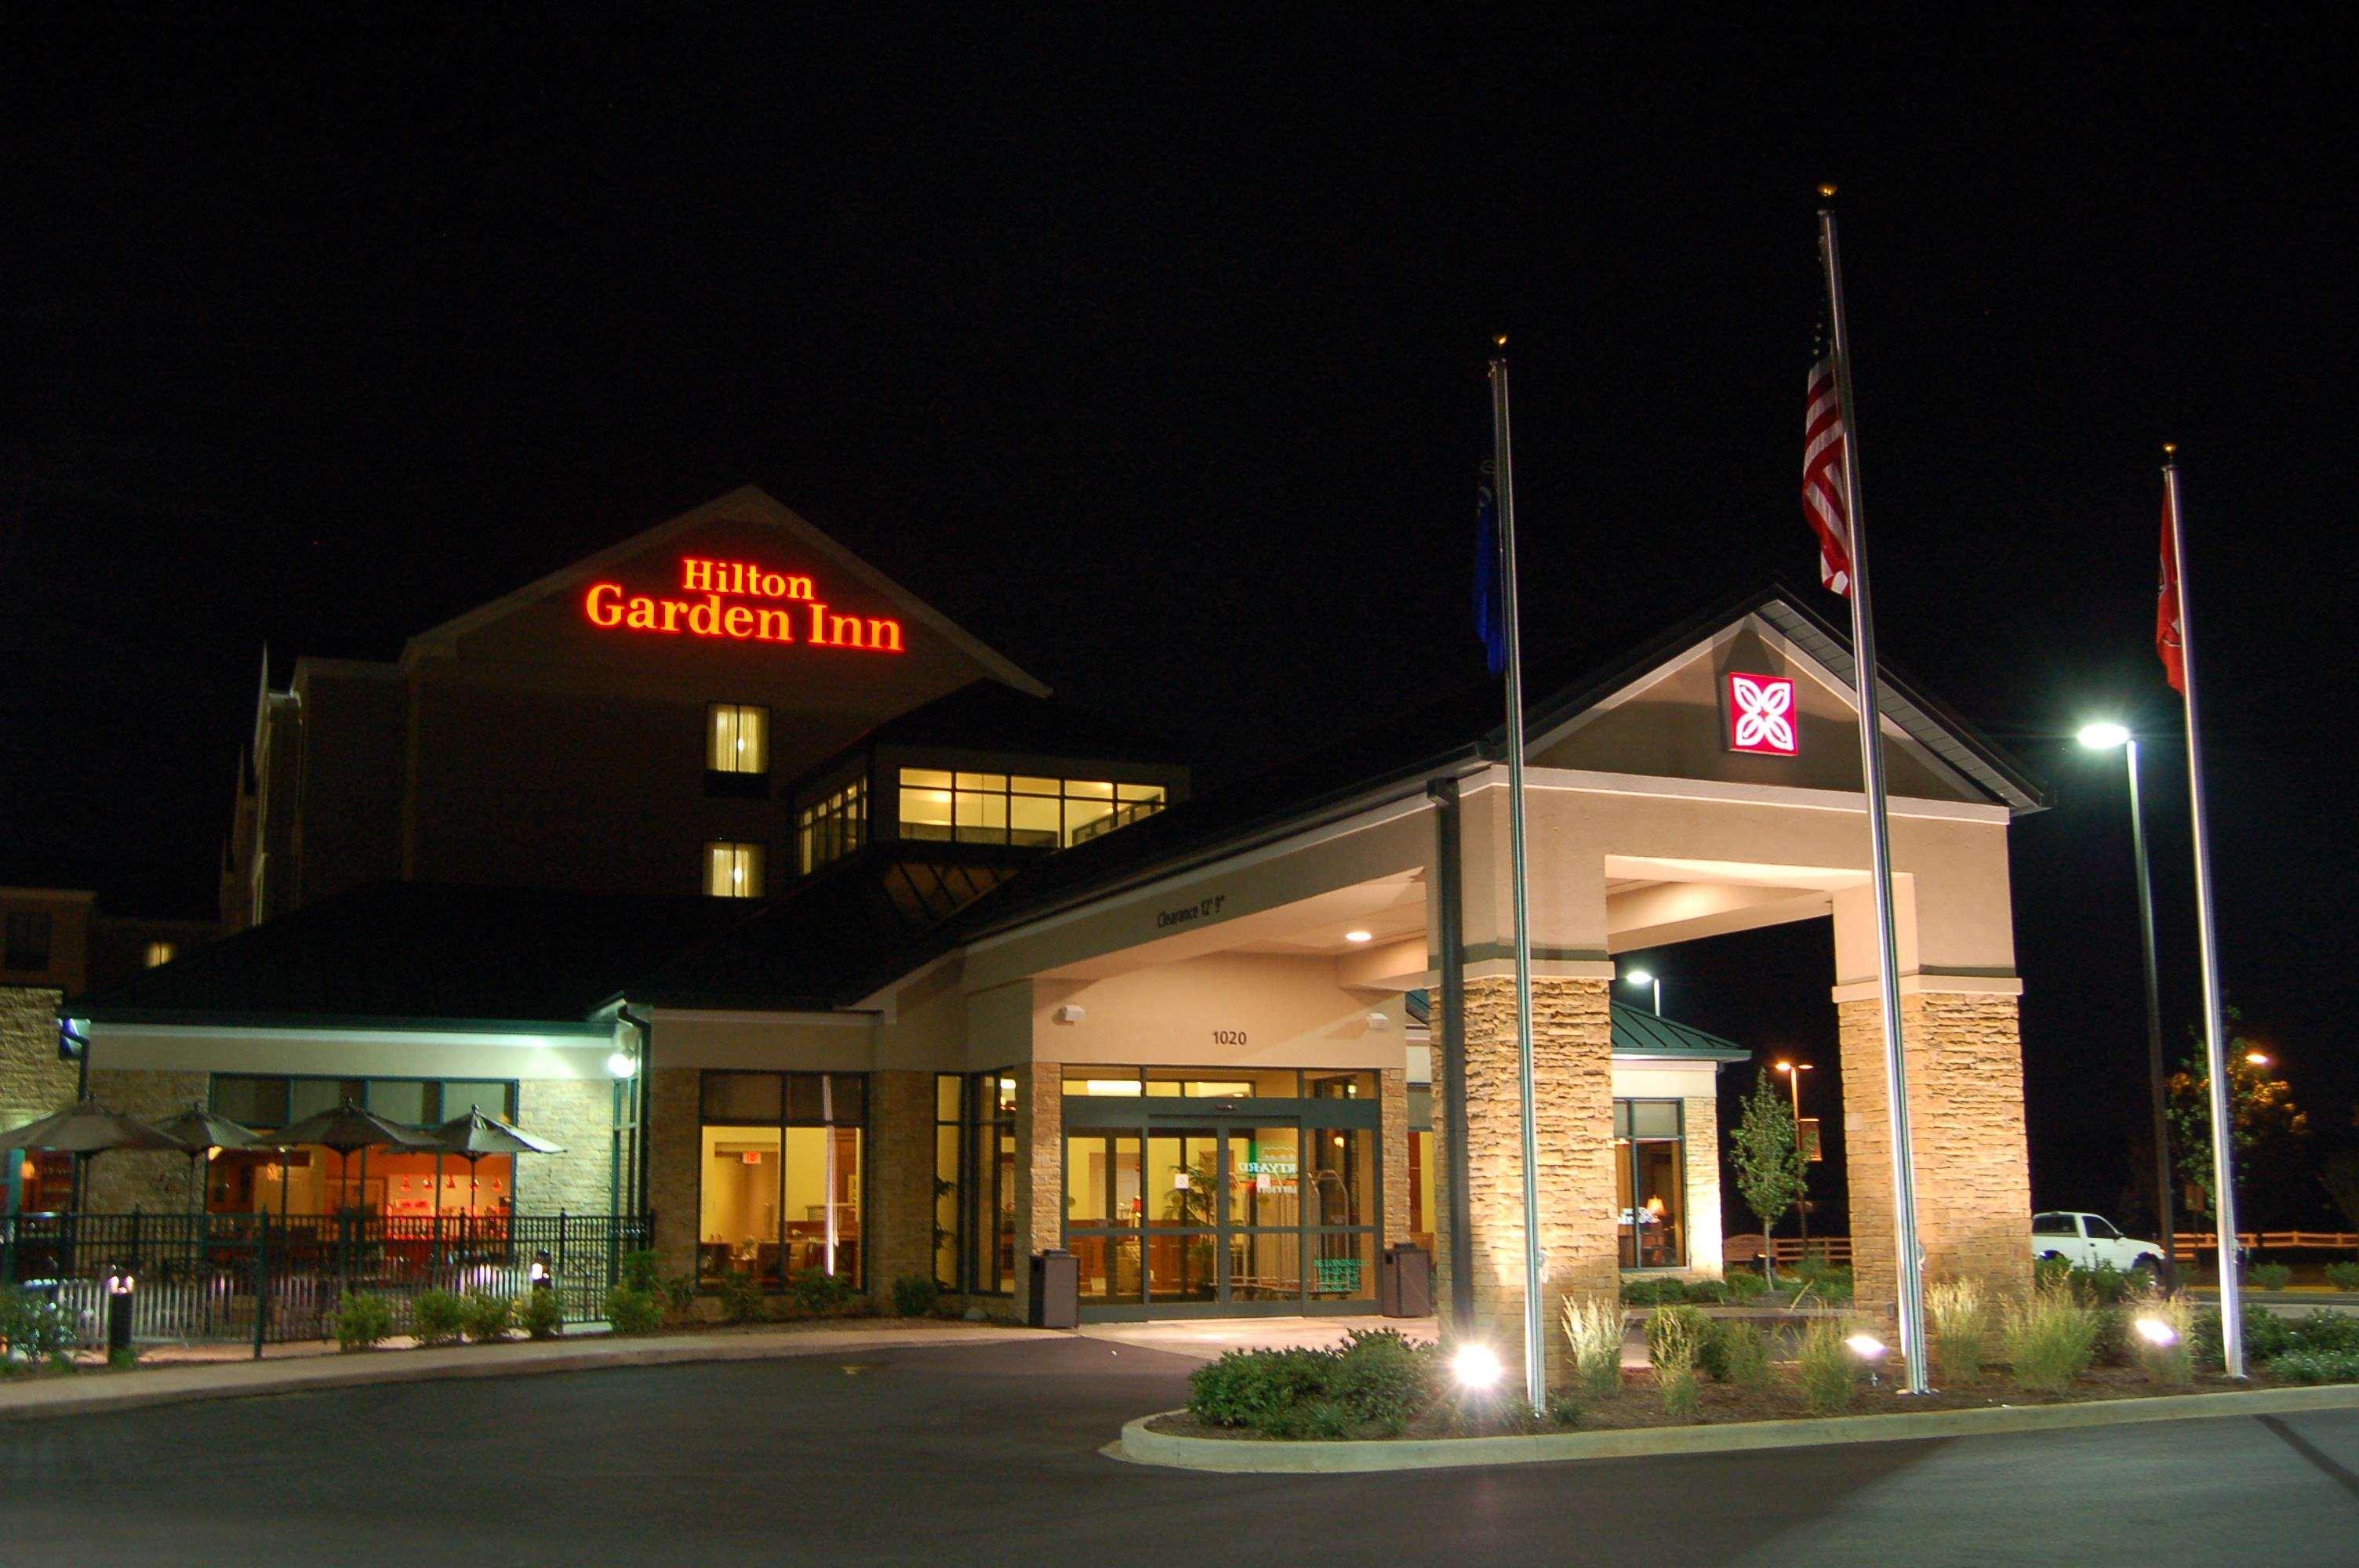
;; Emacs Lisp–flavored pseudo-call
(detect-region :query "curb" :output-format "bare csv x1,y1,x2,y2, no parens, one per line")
0,1326,1050,1425
1114,1383,2359,1474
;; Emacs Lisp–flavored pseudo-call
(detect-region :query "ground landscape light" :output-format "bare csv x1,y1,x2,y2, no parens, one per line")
1452,1344,1504,1390
2246,1051,2271,1066
2134,1316,2179,1347
1845,1334,1888,1361
2076,721,2132,750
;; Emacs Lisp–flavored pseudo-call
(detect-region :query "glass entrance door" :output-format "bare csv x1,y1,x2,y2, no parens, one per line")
1145,1125,1221,1305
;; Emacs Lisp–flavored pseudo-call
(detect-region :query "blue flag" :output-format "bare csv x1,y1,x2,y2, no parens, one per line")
1474,463,1506,677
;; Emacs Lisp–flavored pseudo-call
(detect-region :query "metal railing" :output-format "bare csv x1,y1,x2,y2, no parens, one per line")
2,1210,651,1351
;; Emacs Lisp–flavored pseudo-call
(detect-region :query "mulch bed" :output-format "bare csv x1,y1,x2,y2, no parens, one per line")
1147,1365,2278,1443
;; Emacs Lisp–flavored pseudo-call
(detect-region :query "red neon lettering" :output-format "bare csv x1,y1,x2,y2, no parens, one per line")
585,583,623,626
585,564,899,652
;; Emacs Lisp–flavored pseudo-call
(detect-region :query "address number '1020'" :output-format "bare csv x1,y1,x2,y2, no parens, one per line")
1211,1029,1249,1047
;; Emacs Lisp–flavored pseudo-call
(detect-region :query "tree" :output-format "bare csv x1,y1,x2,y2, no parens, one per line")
1728,1069,1808,1288
2165,1009,2310,1224
2320,1149,2359,1234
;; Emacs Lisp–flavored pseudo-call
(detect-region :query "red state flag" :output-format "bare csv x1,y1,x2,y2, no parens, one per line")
2157,483,2186,693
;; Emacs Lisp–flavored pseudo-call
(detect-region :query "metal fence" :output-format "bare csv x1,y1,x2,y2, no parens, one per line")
1,1210,652,1352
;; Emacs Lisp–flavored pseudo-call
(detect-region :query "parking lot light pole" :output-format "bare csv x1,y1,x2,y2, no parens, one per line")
1775,1061,1816,1249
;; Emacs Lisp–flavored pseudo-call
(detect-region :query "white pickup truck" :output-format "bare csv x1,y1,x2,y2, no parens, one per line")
2031,1211,2167,1275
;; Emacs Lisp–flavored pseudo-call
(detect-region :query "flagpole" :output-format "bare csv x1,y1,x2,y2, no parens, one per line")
1488,336,1549,1406
2166,449,2245,1377
1817,189,1931,1395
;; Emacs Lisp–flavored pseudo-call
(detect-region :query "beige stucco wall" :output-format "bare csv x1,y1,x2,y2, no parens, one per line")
1024,951,1413,1073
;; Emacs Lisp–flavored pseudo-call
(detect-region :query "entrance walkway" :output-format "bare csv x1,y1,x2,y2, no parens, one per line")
1079,1315,1437,1361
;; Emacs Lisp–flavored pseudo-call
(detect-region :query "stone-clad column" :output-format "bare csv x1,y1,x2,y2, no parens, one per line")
646,1067,701,1280
1839,991,2034,1316
1011,1062,1062,1319
867,1069,936,1305
1380,1068,1410,1258
1434,975,1617,1387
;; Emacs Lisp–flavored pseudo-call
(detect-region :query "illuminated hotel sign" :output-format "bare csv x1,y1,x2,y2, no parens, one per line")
1725,671,1797,756
583,557,905,652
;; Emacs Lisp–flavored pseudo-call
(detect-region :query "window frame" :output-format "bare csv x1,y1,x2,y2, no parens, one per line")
895,768,1169,849
693,1070,870,1294
1613,1097,1687,1272
703,840,766,898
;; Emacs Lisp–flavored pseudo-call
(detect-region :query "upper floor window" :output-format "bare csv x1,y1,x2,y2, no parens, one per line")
704,841,765,898
144,941,176,968
898,771,1166,848
707,704,769,775
4,911,53,973
798,778,867,874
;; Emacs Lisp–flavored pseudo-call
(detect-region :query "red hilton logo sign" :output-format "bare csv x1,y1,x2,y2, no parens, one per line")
583,557,905,653
1725,672,1797,755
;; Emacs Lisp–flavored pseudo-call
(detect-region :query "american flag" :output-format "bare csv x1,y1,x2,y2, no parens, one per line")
1803,355,1853,596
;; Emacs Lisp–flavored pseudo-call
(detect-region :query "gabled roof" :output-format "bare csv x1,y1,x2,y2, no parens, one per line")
924,579,2048,953
398,485,1050,697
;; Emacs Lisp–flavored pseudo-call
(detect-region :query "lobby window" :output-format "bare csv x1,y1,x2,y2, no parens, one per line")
707,703,769,774
1407,1087,1434,1254
704,841,765,898
202,1076,518,1218
898,770,1167,849
1614,1099,1686,1269
697,1071,865,1291
934,1075,964,1291
798,778,867,874
144,941,176,968
964,1070,1018,1294
5,910,53,973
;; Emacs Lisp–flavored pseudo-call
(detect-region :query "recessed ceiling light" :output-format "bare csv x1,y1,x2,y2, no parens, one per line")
1344,930,1373,943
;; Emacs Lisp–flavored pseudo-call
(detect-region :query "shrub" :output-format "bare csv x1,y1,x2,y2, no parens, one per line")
518,1289,564,1341
1791,1261,1854,1305
1188,1348,1336,1428
1647,1306,1707,1421
1332,1330,1438,1431
2033,1255,2074,1293
2287,1310,2359,1355
891,1276,943,1319
2128,1291,2195,1386
2005,1283,2100,1392
662,1274,698,1314
1544,1389,1582,1428
1683,1278,1729,1305
412,1290,466,1348
1561,1294,1624,1399
107,1346,139,1370
1268,1397,1355,1440
1927,1278,1992,1385
2066,1262,2135,1306
619,1250,661,1294
789,1270,862,1316
0,1287,77,1363
2267,1348,2359,1385
2192,1305,2292,1370
1796,1319,1854,1415
334,1292,394,1353
1445,1390,1550,1437
718,1270,765,1324
602,1285,663,1335
1725,1271,1768,1303
2324,1261,2359,1292
1714,1321,1772,1389
460,1290,515,1343
1619,1276,1687,1306
2251,1262,2295,1292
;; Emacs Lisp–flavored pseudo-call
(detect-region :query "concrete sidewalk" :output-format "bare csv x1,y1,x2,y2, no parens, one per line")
0,1320,1048,1425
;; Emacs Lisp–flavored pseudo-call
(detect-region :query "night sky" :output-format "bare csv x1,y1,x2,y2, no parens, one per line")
8,22,2355,1227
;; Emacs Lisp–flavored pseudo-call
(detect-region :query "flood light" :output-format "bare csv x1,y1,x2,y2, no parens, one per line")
1623,968,1653,986
607,1051,638,1080
2133,1316,2179,1347
1452,1344,1504,1390
2077,721,2131,750
1845,1333,1887,1361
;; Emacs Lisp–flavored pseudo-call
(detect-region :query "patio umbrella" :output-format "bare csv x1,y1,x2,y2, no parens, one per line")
0,1096,185,1211
272,1099,436,1216
152,1102,267,1215
420,1105,565,1216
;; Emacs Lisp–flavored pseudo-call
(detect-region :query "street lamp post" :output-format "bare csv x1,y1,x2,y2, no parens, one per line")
2078,720,2176,1284
1623,967,1661,1016
1775,1060,1817,1250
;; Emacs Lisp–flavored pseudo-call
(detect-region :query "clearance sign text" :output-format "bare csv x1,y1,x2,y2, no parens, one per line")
583,558,905,653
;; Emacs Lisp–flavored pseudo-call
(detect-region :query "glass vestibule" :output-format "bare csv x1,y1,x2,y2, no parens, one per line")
1063,1078,1381,1317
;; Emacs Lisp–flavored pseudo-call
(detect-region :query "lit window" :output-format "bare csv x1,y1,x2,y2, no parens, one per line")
704,842,765,898
796,778,867,874
1613,1099,1687,1269
144,941,176,968
707,704,769,775
897,771,1167,848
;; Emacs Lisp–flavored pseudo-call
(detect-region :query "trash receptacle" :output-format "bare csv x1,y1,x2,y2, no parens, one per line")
1379,1243,1432,1318
1030,1248,1079,1329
